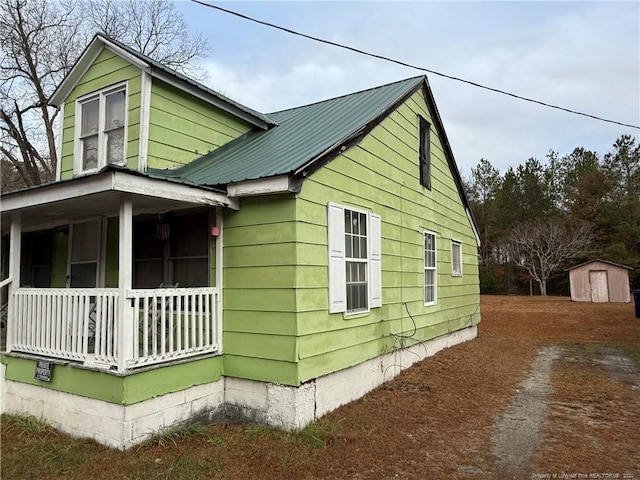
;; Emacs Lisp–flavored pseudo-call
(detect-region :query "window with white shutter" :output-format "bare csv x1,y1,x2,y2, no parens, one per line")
327,203,382,314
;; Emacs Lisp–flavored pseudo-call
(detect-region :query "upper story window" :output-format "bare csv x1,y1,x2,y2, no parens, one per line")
76,84,127,173
451,240,463,277
419,115,431,190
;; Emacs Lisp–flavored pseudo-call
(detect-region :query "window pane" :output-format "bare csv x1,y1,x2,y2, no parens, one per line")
72,221,99,262
133,220,164,259
70,263,97,288
359,213,367,235
347,283,368,312
105,90,125,129
170,214,208,257
345,234,352,257
82,135,99,170
351,212,359,234
425,285,434,303
344,210,351,234
133,260,163,288
358,262,366,282
106,128,124,164
360,237,367,258
352,236,359,258
81,99,99,136
172,258,208,287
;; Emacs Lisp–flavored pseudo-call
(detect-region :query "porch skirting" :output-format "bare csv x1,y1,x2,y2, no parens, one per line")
1,326,476,449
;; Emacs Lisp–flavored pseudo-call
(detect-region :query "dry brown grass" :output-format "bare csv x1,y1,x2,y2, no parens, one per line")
2,295,639,479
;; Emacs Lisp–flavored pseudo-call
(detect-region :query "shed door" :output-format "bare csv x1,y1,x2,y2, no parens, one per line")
589,270,609,302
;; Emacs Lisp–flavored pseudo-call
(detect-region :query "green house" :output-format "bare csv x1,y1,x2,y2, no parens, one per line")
0,34,481,449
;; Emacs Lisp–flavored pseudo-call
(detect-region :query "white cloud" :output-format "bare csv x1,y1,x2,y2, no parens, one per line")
190,1,639,176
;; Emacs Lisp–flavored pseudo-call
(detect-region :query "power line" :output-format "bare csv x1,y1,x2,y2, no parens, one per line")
191,0,640,130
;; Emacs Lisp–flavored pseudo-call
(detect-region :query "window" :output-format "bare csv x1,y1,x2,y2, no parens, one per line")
419,115,431,190
345,209,368,313
21,230,54,287
424,232,437,305
327,203,381,315
451,240,463,276
69,219,101,287
133,212,209,288
76,85,126,173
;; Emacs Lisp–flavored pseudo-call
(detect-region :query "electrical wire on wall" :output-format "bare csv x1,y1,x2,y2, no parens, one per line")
383,302,427,381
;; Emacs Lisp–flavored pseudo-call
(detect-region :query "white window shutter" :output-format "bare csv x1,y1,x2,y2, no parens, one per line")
327,203,346,313
369,212,382,308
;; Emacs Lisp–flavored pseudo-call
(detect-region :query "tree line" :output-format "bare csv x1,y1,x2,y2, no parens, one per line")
465,135,640,295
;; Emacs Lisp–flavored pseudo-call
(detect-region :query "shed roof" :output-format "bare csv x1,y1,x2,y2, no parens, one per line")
566,259,633,271
150,76,425,186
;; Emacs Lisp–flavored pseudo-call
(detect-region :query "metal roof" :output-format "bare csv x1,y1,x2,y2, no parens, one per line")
150,76,425,186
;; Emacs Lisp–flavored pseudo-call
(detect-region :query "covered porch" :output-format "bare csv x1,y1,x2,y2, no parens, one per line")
1,168,235,373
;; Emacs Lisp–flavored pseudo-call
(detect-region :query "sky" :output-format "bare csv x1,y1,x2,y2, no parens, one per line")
175,1,640,178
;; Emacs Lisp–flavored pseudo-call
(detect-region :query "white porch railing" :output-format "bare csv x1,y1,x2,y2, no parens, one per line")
7,287,220,371
12,288,119,364
128,287,220,368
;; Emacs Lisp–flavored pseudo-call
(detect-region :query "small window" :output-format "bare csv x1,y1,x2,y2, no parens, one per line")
76,85,127,174
424,231,437,305
419,115,431,190
451,240,463,277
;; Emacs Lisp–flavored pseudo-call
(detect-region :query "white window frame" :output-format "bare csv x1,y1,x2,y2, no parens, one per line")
451,239,463,277
344,207,370,315
74,82,128,175
327,202,382,315
424,231,437,306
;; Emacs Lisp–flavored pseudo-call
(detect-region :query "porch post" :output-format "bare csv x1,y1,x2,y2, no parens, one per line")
117,194,133,372
215,208,223,351
6,212,21,352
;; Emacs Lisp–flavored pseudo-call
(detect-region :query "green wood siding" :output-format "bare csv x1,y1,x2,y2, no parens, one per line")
221,195,299,385
294,89,480,383
147,80,253,169
1,354,222,405
60,48,142,178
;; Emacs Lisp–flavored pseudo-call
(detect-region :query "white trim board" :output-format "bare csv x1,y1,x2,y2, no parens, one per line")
0,170,238,213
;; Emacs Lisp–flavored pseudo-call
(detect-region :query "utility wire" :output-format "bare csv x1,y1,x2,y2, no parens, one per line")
191,0,639,130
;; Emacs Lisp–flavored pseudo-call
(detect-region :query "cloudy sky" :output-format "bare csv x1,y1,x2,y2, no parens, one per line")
175,1,640,177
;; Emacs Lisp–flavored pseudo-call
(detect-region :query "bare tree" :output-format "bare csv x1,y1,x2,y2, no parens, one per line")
1,0,82,187
78,0,209,79
1,0,209,191
505,217,593,295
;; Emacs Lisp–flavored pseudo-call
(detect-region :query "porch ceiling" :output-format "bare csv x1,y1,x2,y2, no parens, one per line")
0,169,237,233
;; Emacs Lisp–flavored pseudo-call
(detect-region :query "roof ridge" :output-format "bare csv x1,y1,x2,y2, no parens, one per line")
269,75,425,115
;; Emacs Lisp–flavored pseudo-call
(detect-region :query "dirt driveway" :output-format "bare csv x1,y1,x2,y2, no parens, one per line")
2,296,639,480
